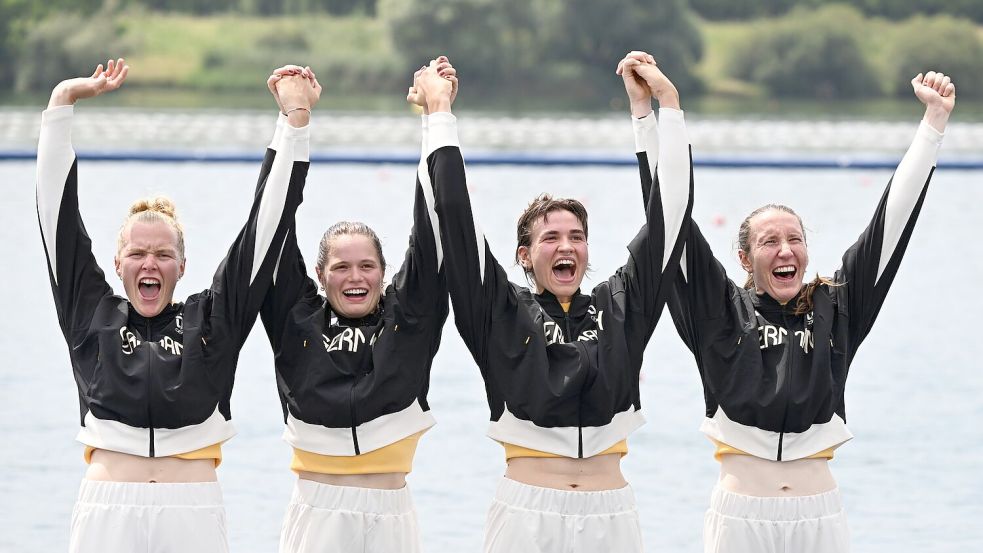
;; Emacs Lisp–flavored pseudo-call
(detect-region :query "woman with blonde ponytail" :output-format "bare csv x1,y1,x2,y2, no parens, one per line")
36,58,317,552
654,71,957,552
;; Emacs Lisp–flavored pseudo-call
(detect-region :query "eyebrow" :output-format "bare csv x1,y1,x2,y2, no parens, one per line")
331,259,377,266
540,229,585,238
128,246,174,253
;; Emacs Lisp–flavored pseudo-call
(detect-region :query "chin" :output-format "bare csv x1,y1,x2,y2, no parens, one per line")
774,287,801,304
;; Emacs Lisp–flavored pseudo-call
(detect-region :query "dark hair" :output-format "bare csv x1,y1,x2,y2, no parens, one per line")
514,194,589,279
316,221,386,273
737,204,838,315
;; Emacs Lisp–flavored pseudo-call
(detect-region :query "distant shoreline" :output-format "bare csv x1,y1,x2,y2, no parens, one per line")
2,109,981,155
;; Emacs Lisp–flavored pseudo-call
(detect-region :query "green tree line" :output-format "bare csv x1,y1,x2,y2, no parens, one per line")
691,0,983,23
727,5,983,99
2,1,981,105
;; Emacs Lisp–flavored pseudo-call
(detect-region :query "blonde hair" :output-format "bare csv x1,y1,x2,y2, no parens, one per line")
117,196,186,259
737,204,839,315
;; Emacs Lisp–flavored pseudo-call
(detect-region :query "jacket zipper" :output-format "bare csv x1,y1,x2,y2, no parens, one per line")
146,319,155,457
776,311,793,461
561,311,585,459
350,373,361,455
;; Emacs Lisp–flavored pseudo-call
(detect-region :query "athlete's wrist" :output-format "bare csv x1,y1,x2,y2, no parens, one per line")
48,83,77,109
922,105,949,134
654,91,680,110
630,99,653,119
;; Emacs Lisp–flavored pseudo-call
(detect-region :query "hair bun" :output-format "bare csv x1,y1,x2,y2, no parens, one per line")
128,196,178,221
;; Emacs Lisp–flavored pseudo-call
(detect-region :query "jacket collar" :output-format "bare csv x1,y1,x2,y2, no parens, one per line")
750,287,803,314
325,298,383,328
534,288,591,318
127,302,181,333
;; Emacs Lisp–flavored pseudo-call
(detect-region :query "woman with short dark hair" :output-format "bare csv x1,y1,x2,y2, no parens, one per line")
419,51,693,552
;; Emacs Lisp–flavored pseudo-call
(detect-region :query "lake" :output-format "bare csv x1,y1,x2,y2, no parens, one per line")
0,156,980,552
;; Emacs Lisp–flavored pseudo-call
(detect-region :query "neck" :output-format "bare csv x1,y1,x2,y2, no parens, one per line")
536,287,572,304
754,285,804,306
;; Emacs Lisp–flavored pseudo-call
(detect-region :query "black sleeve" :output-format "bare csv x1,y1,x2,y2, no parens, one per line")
836,121,941,351
427,113,517,368
614,109,693,345
389,119,448,320
210,115,311,346
36,107,113,345
667,220,735,354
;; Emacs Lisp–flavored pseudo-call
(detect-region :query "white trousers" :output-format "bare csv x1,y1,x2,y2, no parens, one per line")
278,479,420,553
484,477,643,553
69,479,228,553
704,486,850,553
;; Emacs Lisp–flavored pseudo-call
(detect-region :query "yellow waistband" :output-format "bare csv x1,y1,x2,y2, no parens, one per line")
710,439,835,462
503,439,628,461
84,443,223,467
291,431,424,475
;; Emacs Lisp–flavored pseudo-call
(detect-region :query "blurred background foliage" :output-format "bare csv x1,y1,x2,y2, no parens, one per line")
1,0,981,110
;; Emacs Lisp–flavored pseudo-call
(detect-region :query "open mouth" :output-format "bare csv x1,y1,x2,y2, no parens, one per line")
138,278,161,300
342,288,369,301
552,258,577,282
772,265,797,282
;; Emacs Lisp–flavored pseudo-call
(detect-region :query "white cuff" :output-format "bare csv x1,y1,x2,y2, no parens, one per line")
268,113,288,150
632,111,657,153
657,107,689,145
280,118,311,162
41,104,75,123
426,112,460,155
658,107,685,124
917,119,945,146
38,104,75,159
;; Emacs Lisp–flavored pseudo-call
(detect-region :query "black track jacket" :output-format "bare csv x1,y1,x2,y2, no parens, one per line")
432,110,693,458
37,108,308,457
260,115,448,456
660,121,944,461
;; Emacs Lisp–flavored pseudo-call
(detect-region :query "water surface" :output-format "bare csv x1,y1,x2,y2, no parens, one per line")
1,159,980,551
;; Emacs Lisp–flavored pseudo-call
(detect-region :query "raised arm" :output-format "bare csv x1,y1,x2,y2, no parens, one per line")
619,54,733,349
619,51,660,210
37,59,128,342
387,64,456,319
838,71,954,348
416,58,515,365
612,53,693,327
214,68,318,343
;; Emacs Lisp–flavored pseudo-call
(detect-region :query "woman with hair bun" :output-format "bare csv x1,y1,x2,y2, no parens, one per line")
36,58,317,552
658,71,956,552
260,60,456,553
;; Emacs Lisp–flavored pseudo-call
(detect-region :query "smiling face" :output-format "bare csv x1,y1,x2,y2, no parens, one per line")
317,233,384,319
115,220,185,317
738,209,809,304
517,209,589,302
